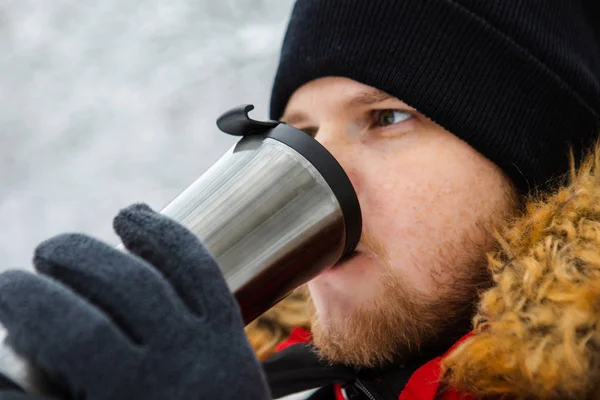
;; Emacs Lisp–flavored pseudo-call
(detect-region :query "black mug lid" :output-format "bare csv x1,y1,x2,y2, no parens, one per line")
217,104,362,258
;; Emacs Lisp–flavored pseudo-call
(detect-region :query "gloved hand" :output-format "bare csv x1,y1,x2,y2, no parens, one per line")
0,376,36,400
0,204,271,400
0,393,39,400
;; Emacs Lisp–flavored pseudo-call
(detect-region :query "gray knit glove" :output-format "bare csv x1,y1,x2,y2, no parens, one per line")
0,203,270,400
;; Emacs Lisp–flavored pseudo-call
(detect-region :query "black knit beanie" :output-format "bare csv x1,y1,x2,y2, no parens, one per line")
270,0,600,193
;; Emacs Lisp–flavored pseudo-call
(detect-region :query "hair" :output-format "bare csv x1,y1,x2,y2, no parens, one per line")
245,287,311,360
440,140,600,399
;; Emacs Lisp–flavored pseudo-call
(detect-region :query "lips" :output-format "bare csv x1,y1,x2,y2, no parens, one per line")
354,240,368,253
331,249,361,269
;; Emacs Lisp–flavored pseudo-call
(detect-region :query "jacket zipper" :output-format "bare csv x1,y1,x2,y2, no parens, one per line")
354,379,381,400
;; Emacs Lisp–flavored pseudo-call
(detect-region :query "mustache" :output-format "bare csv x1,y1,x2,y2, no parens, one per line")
356,228,389,265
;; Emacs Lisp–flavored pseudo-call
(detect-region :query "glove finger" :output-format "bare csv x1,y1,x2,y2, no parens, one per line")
33,233,183,344
0,270,130,392
0,374,25,394
0,394,41,400
114,204,239,322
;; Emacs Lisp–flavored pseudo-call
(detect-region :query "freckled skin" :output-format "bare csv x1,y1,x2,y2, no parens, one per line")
282,77,515,329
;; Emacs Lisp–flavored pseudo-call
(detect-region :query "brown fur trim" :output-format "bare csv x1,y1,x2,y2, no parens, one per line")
441,142,600,399
245,287,311,360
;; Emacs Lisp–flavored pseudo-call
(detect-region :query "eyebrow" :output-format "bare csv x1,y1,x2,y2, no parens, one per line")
346,88,394,107
280,88,395,125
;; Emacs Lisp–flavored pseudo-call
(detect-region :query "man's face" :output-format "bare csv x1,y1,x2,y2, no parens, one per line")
281,77,518,368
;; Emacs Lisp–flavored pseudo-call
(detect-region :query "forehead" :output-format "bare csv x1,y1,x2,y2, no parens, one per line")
288,77,391,105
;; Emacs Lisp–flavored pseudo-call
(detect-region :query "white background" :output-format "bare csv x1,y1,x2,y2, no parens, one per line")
0,0,295,270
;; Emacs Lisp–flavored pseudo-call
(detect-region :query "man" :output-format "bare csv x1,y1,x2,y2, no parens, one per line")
261,0,600,398
0,1,599,399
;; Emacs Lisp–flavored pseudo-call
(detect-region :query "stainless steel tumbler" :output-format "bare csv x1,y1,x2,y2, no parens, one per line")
0,104,362,396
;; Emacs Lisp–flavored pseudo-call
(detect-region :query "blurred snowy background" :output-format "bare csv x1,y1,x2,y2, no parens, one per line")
0,0,295,270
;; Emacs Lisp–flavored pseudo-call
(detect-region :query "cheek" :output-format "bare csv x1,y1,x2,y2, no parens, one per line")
358,165,437,292
355,145,492,294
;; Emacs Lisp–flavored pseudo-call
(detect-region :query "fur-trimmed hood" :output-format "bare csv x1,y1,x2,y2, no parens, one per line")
442,144,600,399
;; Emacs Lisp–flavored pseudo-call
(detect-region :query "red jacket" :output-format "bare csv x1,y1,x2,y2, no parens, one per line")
273,328,474,400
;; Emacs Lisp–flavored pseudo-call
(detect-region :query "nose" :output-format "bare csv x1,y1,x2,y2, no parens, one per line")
313,124,361,194
314,123,349,166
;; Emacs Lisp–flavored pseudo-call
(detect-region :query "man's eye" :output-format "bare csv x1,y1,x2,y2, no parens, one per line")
376,110,413,127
